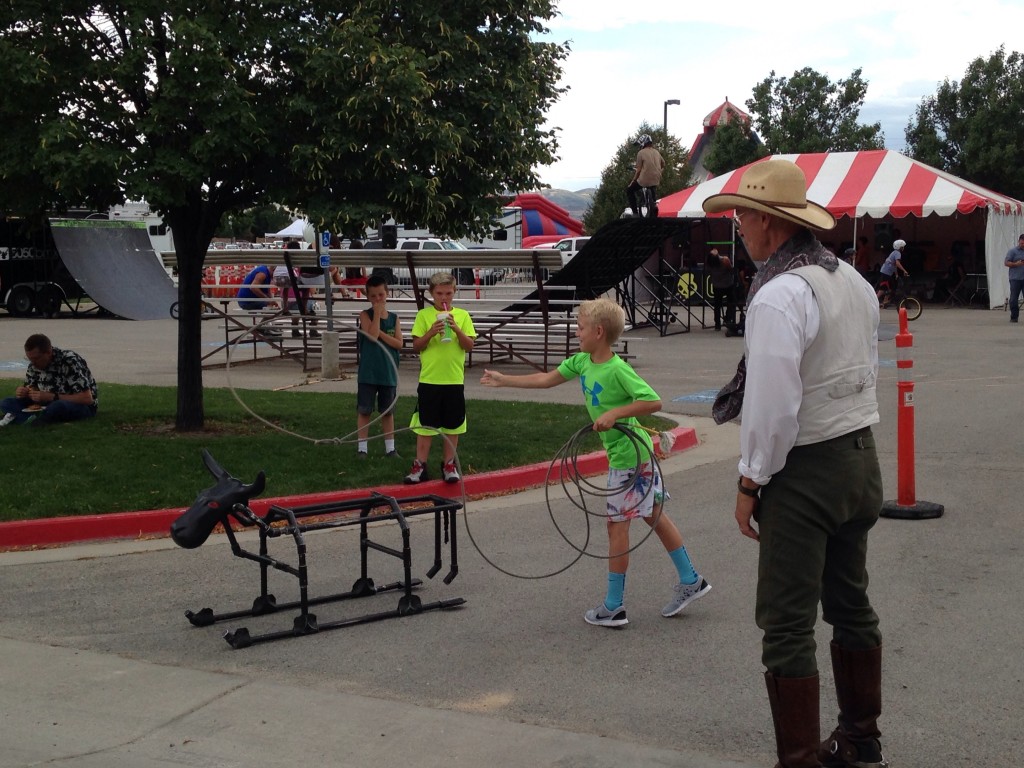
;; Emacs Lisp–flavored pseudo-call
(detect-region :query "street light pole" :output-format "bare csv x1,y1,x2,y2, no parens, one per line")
663,99,680,137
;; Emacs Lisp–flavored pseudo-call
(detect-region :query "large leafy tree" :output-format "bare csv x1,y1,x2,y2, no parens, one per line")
906,47,1024,201
702,109,769,177
747,67,884,153
582,124,692,234
0,1,566,429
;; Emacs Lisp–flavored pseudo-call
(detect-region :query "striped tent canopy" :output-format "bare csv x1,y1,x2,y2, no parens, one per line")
659,150,1024,220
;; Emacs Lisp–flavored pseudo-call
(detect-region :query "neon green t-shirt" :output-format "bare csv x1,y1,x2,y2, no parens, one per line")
411,305,477,384
557,352,659,469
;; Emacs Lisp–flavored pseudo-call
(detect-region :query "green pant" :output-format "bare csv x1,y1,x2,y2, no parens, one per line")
756,427,883,677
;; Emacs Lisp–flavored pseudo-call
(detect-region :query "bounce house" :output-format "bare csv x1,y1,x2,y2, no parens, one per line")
511,193,585,248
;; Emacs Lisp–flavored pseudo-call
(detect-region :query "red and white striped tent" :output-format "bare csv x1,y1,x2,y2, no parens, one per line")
658,150,1024,308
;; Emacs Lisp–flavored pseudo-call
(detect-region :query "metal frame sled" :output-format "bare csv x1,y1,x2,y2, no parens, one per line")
171,450,465,648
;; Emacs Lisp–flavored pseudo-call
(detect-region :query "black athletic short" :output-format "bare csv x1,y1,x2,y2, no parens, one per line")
416,383,466,429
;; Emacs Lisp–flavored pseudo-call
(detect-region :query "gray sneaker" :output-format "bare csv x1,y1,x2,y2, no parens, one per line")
661,577,712,617
584,601,628,628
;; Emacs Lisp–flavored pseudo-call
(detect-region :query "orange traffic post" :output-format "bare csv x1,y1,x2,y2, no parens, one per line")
880,307,944,520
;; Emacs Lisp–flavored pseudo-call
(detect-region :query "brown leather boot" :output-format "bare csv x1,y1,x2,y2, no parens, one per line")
820,642,888,768
764,672,822,767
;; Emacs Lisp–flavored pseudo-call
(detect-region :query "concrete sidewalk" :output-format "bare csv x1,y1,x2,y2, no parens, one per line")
1,639,757,768
1,307,1022,766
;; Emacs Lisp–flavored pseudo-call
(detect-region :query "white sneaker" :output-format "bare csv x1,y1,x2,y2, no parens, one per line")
661,577,712,617
0,413,15,427
584,601,629,628
404,459,427,484
442,460,460,484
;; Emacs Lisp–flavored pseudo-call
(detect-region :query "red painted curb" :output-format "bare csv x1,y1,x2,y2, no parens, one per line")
0,427,697,550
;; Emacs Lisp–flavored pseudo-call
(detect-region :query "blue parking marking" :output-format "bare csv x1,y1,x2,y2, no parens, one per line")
672,388,719,403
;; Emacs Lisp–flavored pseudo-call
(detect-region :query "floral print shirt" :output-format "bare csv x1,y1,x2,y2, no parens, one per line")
25,347,98,406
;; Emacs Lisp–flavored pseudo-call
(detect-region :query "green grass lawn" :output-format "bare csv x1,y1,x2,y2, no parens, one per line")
0,381,675,522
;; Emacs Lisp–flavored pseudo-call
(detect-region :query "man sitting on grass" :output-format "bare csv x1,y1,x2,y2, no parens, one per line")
0,334,98,426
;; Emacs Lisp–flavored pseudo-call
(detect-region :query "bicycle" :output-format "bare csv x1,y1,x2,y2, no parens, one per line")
879,275,922,321
627,183,658,218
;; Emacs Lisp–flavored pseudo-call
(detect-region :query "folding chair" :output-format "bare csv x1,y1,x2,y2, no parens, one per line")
944,275,968,307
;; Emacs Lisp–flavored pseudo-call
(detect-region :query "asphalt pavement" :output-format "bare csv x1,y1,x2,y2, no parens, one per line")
1,303,1022,767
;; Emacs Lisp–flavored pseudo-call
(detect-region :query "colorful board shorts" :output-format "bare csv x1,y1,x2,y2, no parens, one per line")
605,461,667,522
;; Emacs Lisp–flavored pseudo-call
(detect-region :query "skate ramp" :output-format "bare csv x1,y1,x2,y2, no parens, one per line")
499,217,695,314
49,220,177,320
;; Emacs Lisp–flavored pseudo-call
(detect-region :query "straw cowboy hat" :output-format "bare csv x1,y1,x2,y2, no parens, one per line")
703,159,836,231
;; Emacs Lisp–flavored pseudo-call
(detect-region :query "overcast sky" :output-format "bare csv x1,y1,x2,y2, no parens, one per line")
534,0,1022,190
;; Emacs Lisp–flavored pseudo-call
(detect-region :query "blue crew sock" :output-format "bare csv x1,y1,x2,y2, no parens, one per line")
604,572,626,610
668,546,699,585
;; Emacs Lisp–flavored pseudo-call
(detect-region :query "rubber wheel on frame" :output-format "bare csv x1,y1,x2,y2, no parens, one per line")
7,285,35,317
900,296,922,321
35,285,63,318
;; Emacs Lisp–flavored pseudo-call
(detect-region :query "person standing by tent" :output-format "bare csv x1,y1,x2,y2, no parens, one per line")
704,159,888,768
853,236,873,278
1004,233,1024,322
626,133,664,219
706,248,738,332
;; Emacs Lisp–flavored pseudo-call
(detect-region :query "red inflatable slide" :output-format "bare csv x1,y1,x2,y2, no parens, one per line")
511,193,585,248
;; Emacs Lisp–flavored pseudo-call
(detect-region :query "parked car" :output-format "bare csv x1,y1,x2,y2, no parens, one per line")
364,237,501,285
552,236,590,266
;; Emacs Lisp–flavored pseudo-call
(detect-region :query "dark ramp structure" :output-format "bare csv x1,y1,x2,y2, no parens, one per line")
496,216,700,335
49,219,177,320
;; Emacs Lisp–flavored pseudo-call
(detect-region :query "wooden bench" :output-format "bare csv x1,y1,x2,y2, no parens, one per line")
171,247,567,306
205,298,643,372
190,250,664,373
200,301,312,368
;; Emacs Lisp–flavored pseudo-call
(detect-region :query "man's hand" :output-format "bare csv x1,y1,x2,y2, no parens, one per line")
735,495,760,541
593,413,616,432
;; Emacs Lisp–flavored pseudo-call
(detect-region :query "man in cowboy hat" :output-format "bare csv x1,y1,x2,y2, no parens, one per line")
704,159,887,768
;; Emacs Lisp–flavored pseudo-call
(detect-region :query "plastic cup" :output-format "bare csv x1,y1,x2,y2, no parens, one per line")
437,312,453,342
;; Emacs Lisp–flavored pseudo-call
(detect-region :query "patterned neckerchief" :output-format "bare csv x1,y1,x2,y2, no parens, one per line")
712,230,839,425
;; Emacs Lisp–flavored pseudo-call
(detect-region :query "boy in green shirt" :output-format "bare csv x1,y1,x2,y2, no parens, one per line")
481,297,710,627
405,272,476,484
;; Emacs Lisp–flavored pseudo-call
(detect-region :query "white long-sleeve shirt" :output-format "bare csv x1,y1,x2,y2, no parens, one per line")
738,272,879,485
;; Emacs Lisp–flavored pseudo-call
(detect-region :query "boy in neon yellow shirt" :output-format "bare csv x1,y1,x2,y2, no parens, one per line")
481,298,710,627
405,272,476,484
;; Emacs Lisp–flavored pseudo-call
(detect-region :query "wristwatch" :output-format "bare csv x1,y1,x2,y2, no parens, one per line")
737,477,760,498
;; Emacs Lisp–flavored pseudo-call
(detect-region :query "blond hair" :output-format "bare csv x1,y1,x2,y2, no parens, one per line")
428,271,457,291
578,297,625,344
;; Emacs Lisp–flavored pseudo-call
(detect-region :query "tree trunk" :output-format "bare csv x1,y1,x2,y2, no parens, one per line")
166,203,220,432
174,238,206,431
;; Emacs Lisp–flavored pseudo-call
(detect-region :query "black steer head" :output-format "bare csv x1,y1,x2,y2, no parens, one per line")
171,450,266,549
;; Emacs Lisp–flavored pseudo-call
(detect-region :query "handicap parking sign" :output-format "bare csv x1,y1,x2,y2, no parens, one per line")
319,253,330,268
